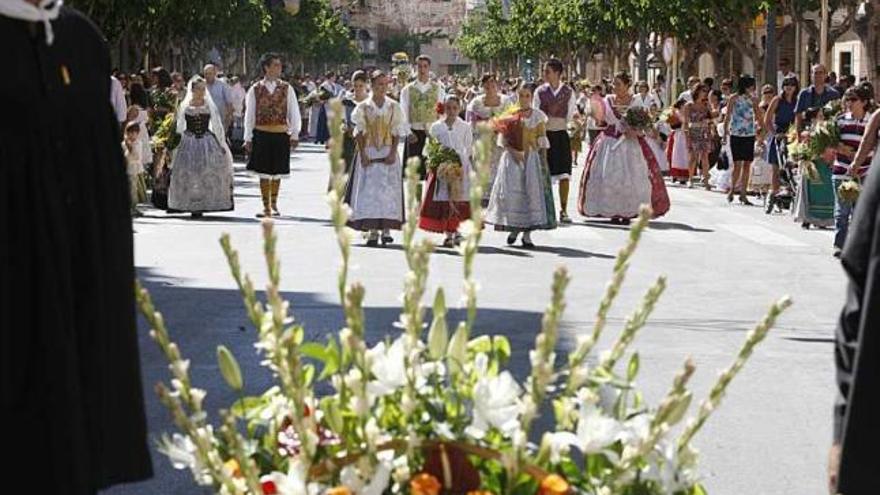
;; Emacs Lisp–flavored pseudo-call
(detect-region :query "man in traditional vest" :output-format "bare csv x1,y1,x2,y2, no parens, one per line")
534,58,577,223
244,52,301,218
400,55,445,184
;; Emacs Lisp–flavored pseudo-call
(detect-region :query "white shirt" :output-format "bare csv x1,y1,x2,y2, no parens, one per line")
399,78,445,132
110,76,127,123
230,83,246,118
243,79,302,142
678,89,693,104
632,93,661,110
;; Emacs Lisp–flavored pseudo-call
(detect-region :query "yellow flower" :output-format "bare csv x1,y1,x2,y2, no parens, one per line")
538,474,570,495
326,487,353,495
410,473,443,495
223,459,241,478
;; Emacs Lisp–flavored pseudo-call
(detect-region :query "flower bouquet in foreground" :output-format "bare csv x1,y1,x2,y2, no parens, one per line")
425,136,464,199
137,100,791,495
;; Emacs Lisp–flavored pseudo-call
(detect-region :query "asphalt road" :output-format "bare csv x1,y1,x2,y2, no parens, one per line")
108,142,845,494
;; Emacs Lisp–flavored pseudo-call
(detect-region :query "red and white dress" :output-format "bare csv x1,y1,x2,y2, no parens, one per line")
418,118,472,233
578,95,670,219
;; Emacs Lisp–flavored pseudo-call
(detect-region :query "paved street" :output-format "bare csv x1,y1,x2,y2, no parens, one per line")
111,142,843,495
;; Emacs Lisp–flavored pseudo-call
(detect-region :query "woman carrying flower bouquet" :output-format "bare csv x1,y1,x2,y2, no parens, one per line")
419,96,472,247
466,74,512,205
485,83,557,248
344,70,407,247
577,72,670,224
830,86,874,256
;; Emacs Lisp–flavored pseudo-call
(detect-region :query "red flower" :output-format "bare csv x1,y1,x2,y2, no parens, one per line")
435,101,446,116
261,480,278,495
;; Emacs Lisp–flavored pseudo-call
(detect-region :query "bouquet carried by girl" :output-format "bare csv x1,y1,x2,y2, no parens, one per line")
419,97,473,247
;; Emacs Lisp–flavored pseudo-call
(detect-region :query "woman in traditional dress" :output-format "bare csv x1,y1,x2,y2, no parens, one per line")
577,72,671,224
419,96,472,247
466,73,512,205
332,70,370,191
167,76,234,217
666,98,690,184
485,83,557,248
344,70,407,246
682,83,715,189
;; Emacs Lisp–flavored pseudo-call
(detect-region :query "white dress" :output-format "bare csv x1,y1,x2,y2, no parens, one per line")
485,110,557,231
466,94,512,201
579,95,669,219
345,98,407,231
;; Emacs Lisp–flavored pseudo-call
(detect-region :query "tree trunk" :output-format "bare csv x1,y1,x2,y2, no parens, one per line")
637,30,648,81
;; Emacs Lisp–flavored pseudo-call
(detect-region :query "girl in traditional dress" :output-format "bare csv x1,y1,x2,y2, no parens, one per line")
344,70,407,246
123,122,147,216
419,96,473,247
466,73,512,205
666,98,690,184
577,72,670,224
332,70,370,191
167,76,234,217
485,83,557,248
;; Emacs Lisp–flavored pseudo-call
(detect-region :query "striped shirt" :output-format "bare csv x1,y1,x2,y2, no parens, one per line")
834,112,873,177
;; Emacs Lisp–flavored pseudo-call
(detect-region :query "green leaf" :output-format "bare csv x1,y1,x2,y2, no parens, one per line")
300,342,328,362
217,345,244,391
627,352,640,382
230,396,266,418
492,335,512,363
319,338,341,380
302,364,315,387
468,334,492,354
691,483,709,495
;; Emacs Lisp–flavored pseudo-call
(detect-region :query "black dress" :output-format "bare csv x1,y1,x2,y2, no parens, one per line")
0,8,152,495
835,144,880,492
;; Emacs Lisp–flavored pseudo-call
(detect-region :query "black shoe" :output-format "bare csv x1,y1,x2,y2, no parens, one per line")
191,212,203,218
507,232,518,245
621,218,631,225
521,238,535,248
381,235,393,246
765,195,776,214
801,222,811,230
366,238,379,247
739,195,754,206
833,247,843,258
442,237,456,248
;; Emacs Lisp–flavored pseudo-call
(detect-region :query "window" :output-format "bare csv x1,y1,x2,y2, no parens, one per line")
840,51,853,77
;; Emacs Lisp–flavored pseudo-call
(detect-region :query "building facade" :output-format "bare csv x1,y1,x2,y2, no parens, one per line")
332,0,475,73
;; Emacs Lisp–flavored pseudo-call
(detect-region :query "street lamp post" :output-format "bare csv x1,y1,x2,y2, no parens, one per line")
820,0,829,67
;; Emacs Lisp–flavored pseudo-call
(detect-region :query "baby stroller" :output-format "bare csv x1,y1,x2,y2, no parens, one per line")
765,134,796,214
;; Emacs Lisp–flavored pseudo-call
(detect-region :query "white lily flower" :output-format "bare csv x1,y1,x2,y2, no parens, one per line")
468,371,522,438
340,458,393,495
575,404,623,453
157,433,212,485
366,338,408,397
260,457,308,495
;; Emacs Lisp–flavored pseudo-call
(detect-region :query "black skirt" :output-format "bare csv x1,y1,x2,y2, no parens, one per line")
2,9,152,494
247,129,291,178
730,135,756,162
403,128,427,179
546,129,573,178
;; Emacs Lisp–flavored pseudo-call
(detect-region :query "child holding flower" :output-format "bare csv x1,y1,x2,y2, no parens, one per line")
419,96,472,247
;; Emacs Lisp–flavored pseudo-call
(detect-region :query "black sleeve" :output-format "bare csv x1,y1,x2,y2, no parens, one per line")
834,155,880,442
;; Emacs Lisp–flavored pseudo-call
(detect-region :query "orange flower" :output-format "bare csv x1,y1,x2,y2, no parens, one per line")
538,474,570,495
466,492,495,495
326,487,353,495
411,473,443,495
223,459,241,478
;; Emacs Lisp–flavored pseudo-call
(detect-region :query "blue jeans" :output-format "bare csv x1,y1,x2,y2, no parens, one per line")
833,177,855,250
